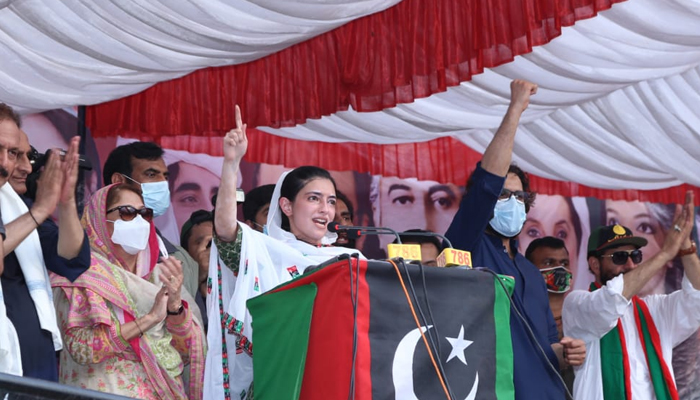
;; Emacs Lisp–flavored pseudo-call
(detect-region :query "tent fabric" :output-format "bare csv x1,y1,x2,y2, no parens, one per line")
83,0,621,130
1,0,699,201
88,0,700,197
256,0,700,190
0,0,401,113
1,0,617,115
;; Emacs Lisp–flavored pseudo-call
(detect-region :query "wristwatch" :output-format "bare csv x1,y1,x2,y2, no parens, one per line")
167,303,185,316
678,241,697,257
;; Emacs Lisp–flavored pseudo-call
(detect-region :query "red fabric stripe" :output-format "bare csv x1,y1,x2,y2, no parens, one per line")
148,222,160,273
123,132,700,204
268,259,371,400
123,312,142,360
616,319,633,400
634,298,680,400
86,0,625,133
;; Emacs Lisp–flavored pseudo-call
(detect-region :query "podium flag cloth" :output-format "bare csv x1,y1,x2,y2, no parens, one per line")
248,258,515,400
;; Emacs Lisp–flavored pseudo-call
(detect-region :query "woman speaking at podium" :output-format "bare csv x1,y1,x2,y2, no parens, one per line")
204,106,364,400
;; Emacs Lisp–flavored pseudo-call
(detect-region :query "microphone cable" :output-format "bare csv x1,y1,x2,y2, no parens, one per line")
388,258,456,400
474,267,573,400
399,259,455,399
347,253,361,400
419,262,442,356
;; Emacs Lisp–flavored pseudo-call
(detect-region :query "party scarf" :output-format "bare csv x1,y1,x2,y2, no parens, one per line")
589,282,678,400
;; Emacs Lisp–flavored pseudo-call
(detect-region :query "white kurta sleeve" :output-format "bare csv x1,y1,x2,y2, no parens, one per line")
562,274,630,342
644,275,700,347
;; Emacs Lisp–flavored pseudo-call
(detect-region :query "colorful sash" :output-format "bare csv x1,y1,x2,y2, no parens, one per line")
590,283,678,400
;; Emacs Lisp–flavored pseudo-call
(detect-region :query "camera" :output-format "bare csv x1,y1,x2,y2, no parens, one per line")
25,146,94,201
27,147,93,174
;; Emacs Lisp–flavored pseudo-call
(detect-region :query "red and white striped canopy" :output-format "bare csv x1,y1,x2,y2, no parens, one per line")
1,0,699,202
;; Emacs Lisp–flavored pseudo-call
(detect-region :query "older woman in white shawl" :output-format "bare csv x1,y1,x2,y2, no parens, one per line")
204,106,364,400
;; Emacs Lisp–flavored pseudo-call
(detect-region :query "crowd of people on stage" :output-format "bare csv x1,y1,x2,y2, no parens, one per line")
0,79,699,400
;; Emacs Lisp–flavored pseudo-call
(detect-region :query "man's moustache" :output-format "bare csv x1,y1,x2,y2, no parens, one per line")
0,167,8,178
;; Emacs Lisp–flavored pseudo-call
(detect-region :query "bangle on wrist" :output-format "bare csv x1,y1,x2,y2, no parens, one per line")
678,241,697,257
134,318,144,337
28,209,40,228
167,302,185,316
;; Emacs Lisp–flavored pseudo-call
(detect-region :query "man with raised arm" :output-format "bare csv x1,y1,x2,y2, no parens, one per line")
445,80,585,399
563,194,700,400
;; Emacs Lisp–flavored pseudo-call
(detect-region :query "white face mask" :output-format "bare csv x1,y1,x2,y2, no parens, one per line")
110,214,151,255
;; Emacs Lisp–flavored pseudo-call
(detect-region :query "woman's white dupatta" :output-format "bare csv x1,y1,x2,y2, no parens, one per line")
204,171,364,399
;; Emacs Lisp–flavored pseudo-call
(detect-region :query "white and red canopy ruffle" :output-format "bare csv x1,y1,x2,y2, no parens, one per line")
1,0,699,202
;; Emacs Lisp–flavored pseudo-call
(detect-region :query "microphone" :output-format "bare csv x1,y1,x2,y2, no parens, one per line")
327,222,403,244
396,230,453,249
396,229,471,268
328,222,425,261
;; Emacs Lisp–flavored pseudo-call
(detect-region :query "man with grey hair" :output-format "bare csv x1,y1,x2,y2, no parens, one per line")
0,103,90,380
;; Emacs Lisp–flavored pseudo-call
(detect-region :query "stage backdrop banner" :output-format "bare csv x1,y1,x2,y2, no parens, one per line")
249,258,515,400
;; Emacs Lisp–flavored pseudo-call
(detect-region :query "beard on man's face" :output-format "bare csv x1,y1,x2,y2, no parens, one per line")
598,264,621,286
0,166,8,178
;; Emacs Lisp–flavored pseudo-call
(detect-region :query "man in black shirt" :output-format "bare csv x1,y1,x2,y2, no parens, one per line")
0,106,90,381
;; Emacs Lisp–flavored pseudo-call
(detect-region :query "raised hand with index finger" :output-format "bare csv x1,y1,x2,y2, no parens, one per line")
223,105,248,164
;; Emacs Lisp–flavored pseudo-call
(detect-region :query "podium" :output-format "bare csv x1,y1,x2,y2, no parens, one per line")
248,257,515,400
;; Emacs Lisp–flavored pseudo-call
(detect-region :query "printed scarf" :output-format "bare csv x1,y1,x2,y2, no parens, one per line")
590,282,678,400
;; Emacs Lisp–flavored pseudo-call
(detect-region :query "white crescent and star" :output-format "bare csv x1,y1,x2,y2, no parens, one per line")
446,325,473,365
392,325,433,400
392,324,478,400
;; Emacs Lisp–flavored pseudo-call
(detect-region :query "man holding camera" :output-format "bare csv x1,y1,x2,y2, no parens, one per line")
0,117,90,381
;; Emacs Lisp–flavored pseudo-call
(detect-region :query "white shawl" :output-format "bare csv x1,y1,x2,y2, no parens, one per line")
0,280,22,375
0,184,62,354
204,171,364,399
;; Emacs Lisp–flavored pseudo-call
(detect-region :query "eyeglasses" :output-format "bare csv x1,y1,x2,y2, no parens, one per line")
106,205,154,222
498,188,530,203
600,249,643,265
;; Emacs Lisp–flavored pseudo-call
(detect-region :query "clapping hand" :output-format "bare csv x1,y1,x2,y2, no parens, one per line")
59,136,81,205
158,256,184,314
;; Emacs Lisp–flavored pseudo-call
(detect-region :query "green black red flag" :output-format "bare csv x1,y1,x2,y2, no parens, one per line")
248,257,514,400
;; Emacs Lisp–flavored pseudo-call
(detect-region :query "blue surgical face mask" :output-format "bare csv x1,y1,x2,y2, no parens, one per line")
122,174,171,217
249,220,266,234
489,195,526,238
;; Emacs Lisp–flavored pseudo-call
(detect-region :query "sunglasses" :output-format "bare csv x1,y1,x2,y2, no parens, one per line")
106,205,154,222
498,188,530,203
600,249,643,265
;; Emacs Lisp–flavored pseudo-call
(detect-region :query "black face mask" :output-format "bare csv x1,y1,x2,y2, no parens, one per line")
540,266,572,293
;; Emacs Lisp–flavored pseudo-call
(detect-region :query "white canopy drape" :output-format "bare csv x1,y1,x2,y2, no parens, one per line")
260,0,700,188
0,0,400,112
1,0,699,189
